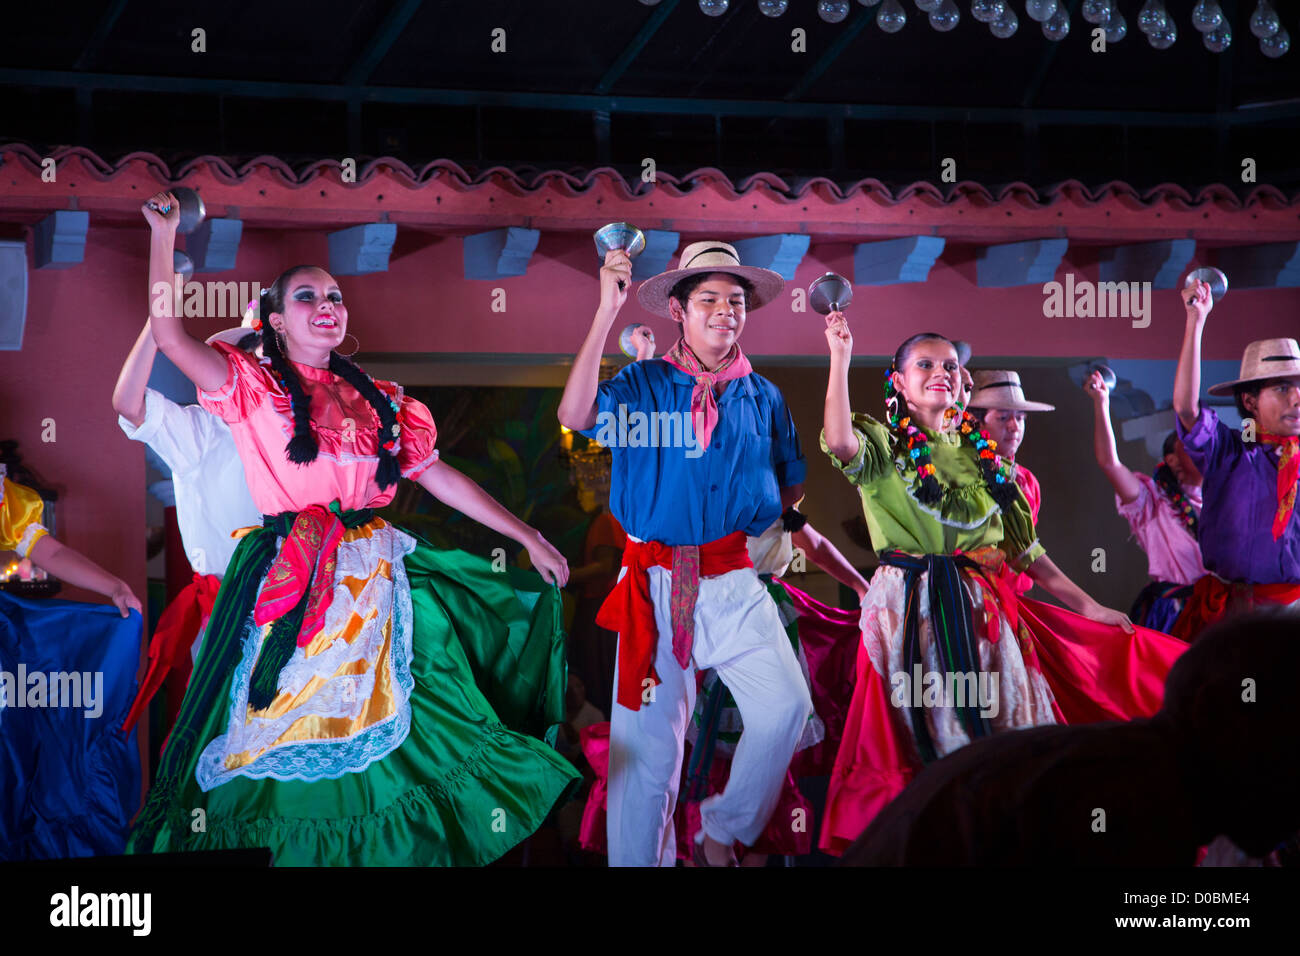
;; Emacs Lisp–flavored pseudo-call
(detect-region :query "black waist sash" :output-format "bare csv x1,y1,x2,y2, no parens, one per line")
877,550,993,764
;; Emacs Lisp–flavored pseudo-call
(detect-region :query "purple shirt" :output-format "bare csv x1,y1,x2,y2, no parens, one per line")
1176,408,1300,584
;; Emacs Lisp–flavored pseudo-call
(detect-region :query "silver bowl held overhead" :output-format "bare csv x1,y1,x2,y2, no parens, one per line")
808,272,853,315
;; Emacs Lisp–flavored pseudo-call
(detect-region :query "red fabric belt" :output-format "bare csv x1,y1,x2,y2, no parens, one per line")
122,571,221,733
1171,574,1300,642
597,531,752,711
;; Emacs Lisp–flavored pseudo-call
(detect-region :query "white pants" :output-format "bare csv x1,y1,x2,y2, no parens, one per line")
607,564,812,867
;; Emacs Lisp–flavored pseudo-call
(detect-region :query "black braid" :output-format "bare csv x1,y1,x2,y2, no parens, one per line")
328,352,402,490
255,266,400,486
258,284,319,465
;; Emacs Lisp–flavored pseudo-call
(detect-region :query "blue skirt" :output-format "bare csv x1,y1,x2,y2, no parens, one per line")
0,590,142,860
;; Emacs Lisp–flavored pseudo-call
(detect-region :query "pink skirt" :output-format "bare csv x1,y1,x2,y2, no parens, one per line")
818,565,1188,855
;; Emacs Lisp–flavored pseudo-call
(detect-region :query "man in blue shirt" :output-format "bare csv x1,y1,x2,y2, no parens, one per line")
558,241,812,867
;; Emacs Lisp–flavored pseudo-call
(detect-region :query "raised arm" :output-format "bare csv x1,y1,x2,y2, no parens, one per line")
142,191,227,393
415,458,569,587
112,320,159,427
28,536,142,618
1084,370,1141,504
823,311,860,464
557,249,631,432
1173,279,1213,431
792,521,869,600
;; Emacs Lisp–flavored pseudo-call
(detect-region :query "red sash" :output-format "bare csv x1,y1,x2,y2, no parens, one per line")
122,572,222,734
597,531,752,711
1170,574,1300,642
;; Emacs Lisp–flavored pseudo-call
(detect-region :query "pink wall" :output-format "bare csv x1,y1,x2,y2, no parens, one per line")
3,149,1299,608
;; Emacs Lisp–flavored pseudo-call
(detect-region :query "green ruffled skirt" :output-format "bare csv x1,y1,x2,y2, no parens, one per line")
127,522,579,866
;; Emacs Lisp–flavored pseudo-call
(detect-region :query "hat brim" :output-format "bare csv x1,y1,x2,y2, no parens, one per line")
968,396,1056,412
635,265,785,318
1207,363,1300,396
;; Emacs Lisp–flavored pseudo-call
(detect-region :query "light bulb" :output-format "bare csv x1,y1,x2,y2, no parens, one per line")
1191,0,1223,33
878,0,908,32
930,0,960,30
819,0,852,23
971,0,1004,23
1042,5,1069,39
699,0,728,17
1026,0,1057,23
759,0,789,15
1081,0,1111,25
1104,9,1127,42
1148,20,1177,49
1250,1,1280,38
915,0,942,12
859,0,883,6
1203,23,1232,51
1260,25,1290,56
990,5,1018,36
1138,0,1168,35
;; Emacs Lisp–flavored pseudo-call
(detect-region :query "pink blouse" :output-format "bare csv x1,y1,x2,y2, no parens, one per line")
198,342,439,515
1005,463,1041,596
1115,472,1207,587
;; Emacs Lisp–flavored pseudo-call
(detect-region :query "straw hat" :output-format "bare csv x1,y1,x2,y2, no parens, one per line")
635,240,785,318
967,369,1055,412
205,299,262,348
1207,338,1300,396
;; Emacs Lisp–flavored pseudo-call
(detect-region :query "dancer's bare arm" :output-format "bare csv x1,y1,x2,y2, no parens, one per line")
792,522,869,599
141,191,227,392
112,320,159,427
1084,370,1141,504
823,311,859,464
417,459,569,587
1173,280,1213,431
558,250,631,431
1026,553,1134,633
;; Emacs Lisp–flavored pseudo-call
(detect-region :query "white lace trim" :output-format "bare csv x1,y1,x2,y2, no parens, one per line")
16,521,48,559
195,524,418,791
906,485,1000,531
1014,538,1041,568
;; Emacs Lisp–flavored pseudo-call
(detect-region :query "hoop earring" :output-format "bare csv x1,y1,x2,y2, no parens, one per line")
337,333,360,359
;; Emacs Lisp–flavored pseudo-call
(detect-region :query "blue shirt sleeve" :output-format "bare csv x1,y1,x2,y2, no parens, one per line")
577,363,644,440
769,385,807,488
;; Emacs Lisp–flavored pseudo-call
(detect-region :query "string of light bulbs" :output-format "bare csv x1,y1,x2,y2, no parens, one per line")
636,1,1290,56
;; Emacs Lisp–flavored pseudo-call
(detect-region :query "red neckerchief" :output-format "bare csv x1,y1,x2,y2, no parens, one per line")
660,338,752,452
1260,432,1299,540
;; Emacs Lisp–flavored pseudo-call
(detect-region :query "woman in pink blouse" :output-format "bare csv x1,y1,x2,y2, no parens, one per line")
127,192,579,866
1084,370,1206,632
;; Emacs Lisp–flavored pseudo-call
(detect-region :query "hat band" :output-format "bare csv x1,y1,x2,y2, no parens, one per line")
978,382,1021,391
683,247,742,269
1262,355,1300,363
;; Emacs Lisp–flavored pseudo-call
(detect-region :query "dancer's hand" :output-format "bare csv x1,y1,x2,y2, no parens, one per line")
631,324,656,360
825,311,852,362
110,581,143,618
142,190,180,235
1084,369,1110,404
599,249,632,314
1183,278,1212,324
1082,601,1135,634
525,531,570,588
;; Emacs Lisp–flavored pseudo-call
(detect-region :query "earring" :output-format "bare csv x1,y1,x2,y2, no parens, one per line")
337,333,360,358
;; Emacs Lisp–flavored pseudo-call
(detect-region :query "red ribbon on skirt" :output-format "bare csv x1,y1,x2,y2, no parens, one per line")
1170,573,1300,643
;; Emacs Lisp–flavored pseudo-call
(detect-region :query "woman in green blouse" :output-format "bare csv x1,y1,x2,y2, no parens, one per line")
817,317,1188,857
